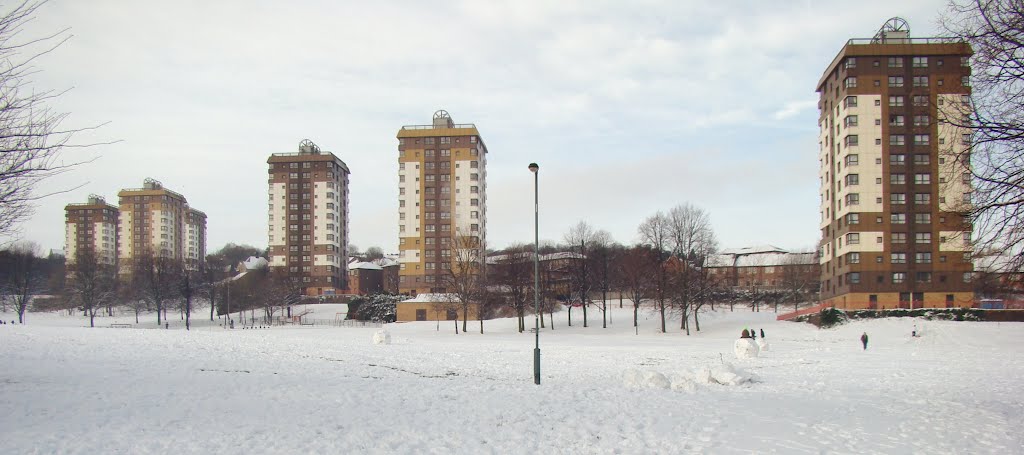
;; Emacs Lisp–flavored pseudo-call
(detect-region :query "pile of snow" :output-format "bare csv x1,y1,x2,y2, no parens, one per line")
694,362,757,386
734,338,760,359
757,338,769,351
623,362,756,391
372,329,391,345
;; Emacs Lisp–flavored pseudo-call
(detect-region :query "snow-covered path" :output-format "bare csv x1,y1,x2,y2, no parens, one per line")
1,307,1021,454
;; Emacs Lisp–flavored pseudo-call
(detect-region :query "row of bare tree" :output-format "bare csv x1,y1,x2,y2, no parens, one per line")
459,203,819,336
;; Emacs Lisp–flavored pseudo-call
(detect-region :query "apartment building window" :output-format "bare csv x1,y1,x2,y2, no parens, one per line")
913,134,930,146
441,149,451,157
470,136,477,143
915,232,932,244
889,96,904,107
424,138,435,145
892,272,906,284
892,232,907,244
846,213,859,224
912,56,928,68
915,213,931,224
471,148,479,156
845,194,860,205
915,193,931,205
425,224,436,232
846,233,860,245
848,272,861,284
912,76,929,87
844,135,859,147
470,173,479,181
890,154,906,165
327,203,335,210
471,224,480,232
889,115,905,126
848,252,860,264
891,174,906,185
844,57,857,68
891,213,906,224
844,115,858,127
890,135,905,146
845,174,859,186
440,137,451,144
888,57,903,67
470,186,479,193
962,76,971,87
962,134,972,145
912,95,929,106
844,154,859,166
470,198,479,206
844,77,858,88
915,173,931,185
888,76,904,87
891,253,907,264
916,252,932,264
914,154,930,165
844,96,858,108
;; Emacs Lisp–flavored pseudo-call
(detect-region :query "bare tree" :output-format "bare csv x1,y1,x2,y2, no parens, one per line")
65,247,117,327
665,203,718,335
439,230,487,334
779,250,819,312
491,244,534,332
130,250,181,326
620,245,657,335
941,1,1024,273
0,2,106,237
638,212,670,333
2,241,41,322
563,221,611,328
364,246,385,260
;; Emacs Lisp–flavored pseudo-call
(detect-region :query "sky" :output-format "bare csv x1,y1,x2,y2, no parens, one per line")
8,0,953,255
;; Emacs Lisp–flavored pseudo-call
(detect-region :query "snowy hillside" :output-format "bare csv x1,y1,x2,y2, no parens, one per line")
1,304,1021,454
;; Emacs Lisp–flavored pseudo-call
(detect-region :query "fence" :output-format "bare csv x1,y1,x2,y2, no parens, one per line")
293,319,382,328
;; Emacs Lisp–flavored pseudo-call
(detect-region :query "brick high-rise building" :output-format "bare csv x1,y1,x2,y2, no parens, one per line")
817,18,975,309
117,179,206,271
396,110,488,295
64,195,119,267
267,139,350,296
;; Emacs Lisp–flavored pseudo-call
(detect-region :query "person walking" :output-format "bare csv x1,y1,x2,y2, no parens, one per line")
760,328,765,338
860,332,869,350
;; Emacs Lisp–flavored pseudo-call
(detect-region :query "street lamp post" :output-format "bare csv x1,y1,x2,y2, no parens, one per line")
529,162,541,385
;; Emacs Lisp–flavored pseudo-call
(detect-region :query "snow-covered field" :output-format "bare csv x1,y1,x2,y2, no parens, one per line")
1,304,1022,454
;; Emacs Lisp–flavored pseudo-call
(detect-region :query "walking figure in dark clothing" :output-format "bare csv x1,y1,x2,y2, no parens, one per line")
860,332,869,350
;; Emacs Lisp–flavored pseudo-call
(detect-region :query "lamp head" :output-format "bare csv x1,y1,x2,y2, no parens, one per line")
528,163,539,173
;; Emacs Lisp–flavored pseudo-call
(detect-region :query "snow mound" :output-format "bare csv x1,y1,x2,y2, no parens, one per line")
757,338,769,351
734,338,760,359
622,369,670,389
624,364,754,391
372,329,391,345
694,363,756,386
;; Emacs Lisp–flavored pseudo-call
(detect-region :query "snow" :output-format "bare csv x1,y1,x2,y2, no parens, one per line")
734,337,760,359
372,329,391,344
1,304,1023,454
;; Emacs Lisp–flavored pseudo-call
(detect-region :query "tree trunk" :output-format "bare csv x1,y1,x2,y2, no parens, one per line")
659,300,666,333
156,300,162,325
694,309,701,332
462,306,468,334
549,310,554,330
567,305,572,326
89,307,95,328
210,288,216,321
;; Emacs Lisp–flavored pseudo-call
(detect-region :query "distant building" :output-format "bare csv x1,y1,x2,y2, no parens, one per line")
348,261,383,295
396,110,488,295
267,139,351,296
396,293,478,322
816,18,974,309
117,179,207,271
706,245,818,292
64,195,118,267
